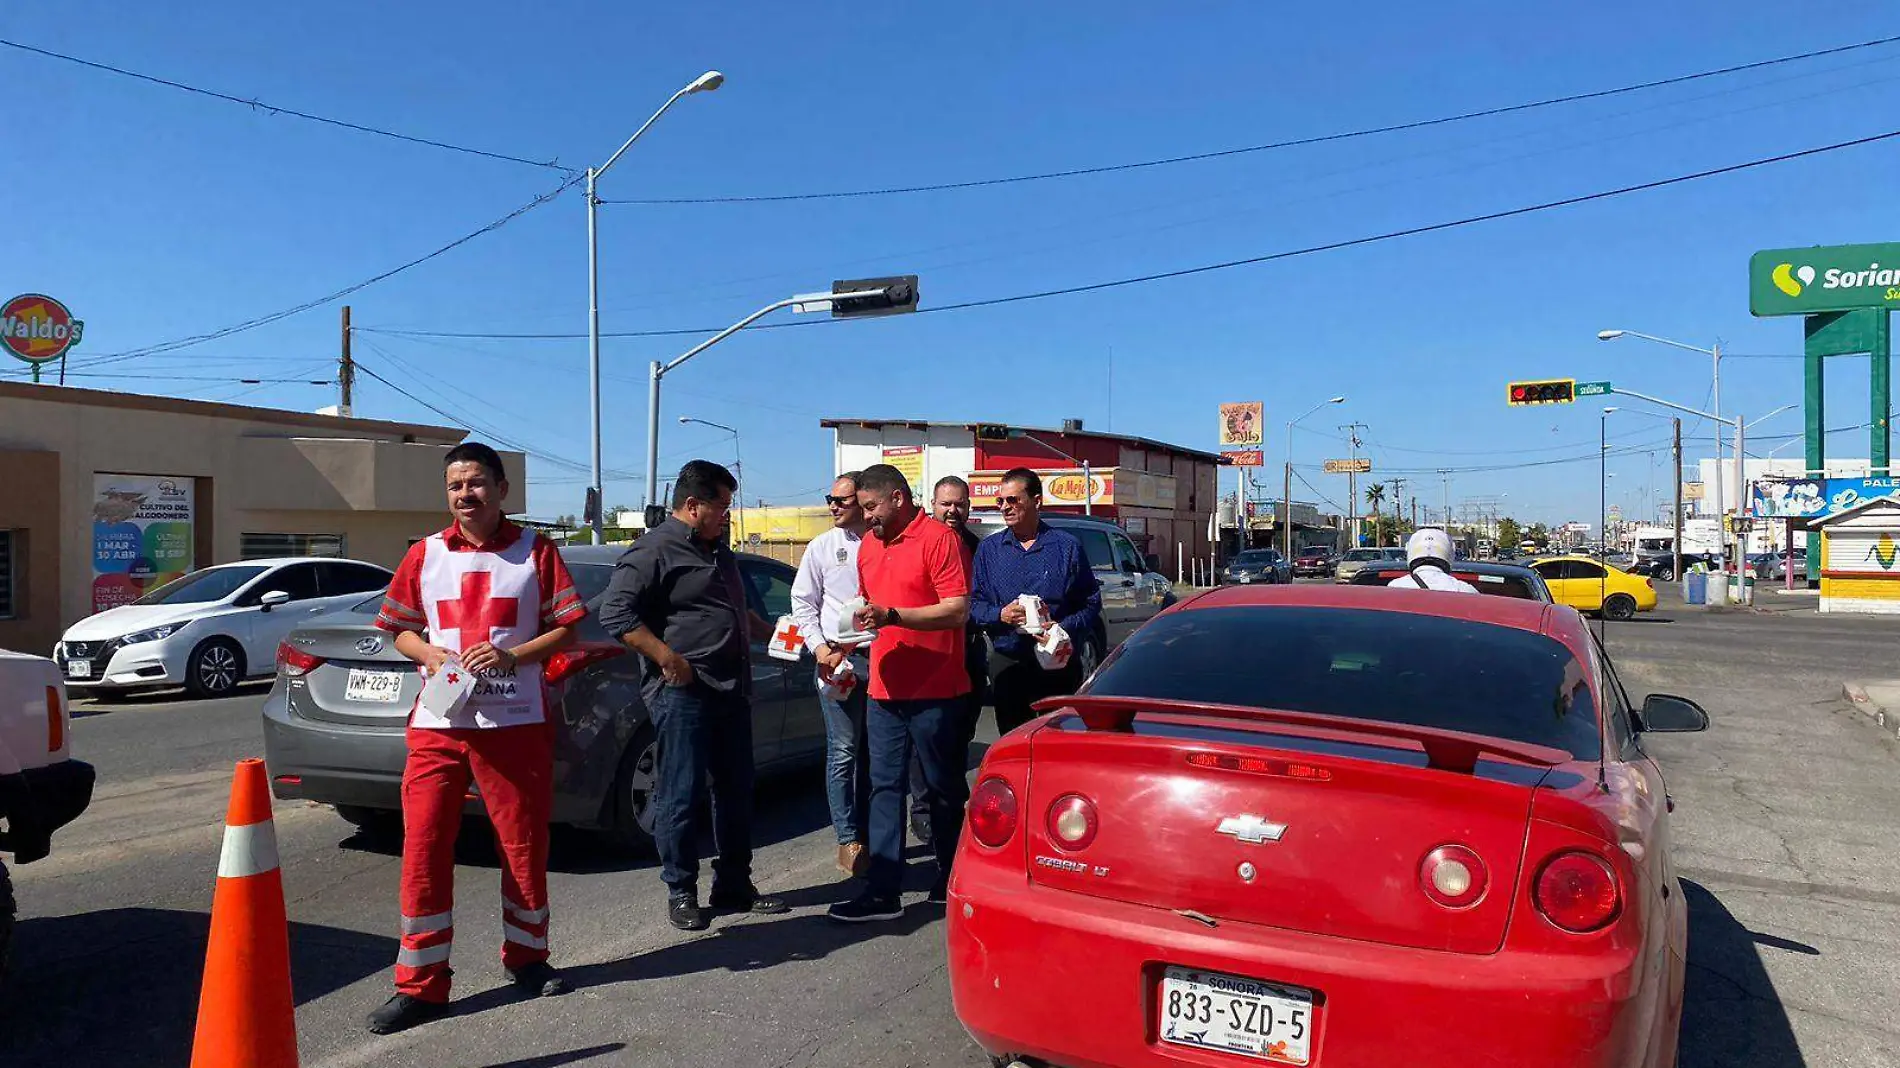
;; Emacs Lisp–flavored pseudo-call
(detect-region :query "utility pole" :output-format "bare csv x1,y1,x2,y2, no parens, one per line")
1388,476,1408,547
1340,422,1367,546
1672,416,1684,584
338,304,355,417
1438,470,1453,532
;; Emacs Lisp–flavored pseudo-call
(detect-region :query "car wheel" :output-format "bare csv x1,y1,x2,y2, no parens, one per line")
185,638,245,699
1603,594,1638,621
606,725,659,855
334,805,402,839
1655,566,1675,583
0,858,13,983
1077,634,1103,680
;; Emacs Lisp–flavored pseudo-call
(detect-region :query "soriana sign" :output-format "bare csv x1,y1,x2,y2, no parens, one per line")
3,293,85,365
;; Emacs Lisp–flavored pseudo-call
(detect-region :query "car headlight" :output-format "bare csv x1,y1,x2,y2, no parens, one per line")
122,623,186,645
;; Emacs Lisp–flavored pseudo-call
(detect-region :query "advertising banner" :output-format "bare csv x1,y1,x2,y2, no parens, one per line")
1322,458,1372,474
880,445,925,486
1221,450,1263,467
1750,476,1900,519
969,468,1115,508
1217,403,1263,447
92,474,195,612
1750,242,1900,317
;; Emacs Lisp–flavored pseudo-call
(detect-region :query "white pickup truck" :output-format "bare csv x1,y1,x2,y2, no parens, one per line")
0,649,95,974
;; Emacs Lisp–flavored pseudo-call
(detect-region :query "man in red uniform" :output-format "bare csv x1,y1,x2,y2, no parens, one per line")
367,442,585,1034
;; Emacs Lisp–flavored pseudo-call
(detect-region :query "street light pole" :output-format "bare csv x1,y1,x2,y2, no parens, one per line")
1283,396,1345,557
585,70,725,544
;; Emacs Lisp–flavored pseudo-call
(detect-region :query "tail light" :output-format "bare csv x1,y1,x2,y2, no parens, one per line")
1535,852,1621,932
545,642,628,685
1045,793,1098,851
1645,578,1654,589
1419,844,1487,908
967,777,1019,848
276,642,324,677
45,685,63,753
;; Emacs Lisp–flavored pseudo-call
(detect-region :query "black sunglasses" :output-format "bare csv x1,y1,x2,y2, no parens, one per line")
824,495,857,507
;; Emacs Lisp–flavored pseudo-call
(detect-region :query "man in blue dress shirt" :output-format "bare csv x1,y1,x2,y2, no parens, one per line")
968,468,1104,734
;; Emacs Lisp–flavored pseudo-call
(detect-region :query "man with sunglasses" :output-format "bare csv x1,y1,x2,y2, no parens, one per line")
970,467,1102,734
790,472,873,877
599,460,788,932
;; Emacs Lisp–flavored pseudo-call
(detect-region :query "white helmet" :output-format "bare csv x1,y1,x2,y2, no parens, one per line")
1406,527,1455,568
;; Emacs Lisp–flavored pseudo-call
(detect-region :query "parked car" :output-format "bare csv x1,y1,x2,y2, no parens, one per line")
263,545,832,849
967,513,1174,665
1754,549,1808,581
946,584,1707,1068
1348,559,1552,602
1629,553,1716,584
1332,546,1406,583
1293,546,1334,577
55,558,395,699
1223,549,1292,586
1527,556,1658,620
0,650,95,976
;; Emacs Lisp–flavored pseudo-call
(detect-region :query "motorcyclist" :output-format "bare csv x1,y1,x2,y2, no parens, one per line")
1387,528,1479,593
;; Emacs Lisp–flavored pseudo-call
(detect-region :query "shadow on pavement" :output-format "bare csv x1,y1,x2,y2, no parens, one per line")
475,1043,627,1068
0,907,395,1067
71,681,272,715
1679,880,1807,1068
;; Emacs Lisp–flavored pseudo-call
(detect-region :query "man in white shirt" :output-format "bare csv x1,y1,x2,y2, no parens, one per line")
790,472,873,877
1387,528,1479,593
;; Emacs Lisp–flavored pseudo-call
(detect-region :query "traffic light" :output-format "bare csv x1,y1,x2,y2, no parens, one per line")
975,424,1013,441
1507,379,1576,406
831,275,920,319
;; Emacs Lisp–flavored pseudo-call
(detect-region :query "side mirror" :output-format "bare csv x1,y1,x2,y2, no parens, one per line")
1638,693,1709,733
1144,553,1162,573
259,590,291,612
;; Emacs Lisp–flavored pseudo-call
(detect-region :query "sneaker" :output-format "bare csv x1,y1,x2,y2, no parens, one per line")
709,884,791,915
367,993,447,1035
669,895,708,932
827,892,904,924
910,811,934,846
926,877,949,905
836,841,868,877
506,960,569,997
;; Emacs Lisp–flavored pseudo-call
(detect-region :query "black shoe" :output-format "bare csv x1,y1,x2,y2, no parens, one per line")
910,812,934,846
926,877,949,905
669,895,709,932
827,892,904,924
709,884,791,915
506,960,569,997
367,993,446,1035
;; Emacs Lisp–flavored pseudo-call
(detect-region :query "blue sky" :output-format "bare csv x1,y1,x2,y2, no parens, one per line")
8,2,1900,527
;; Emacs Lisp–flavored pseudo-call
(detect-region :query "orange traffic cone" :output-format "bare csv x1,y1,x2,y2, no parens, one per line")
191,758,299,1067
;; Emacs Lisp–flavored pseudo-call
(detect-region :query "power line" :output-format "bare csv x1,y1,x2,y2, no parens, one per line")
72,174,581,372
595,34,1900,205
363,123,1900,342
0,37,569,172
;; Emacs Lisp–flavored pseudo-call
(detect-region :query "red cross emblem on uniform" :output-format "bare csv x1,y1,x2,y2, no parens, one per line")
436,572,520,644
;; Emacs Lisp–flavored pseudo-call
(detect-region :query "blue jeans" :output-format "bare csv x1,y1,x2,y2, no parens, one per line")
648,684,755,898
866,696,967,900
818,652,872,845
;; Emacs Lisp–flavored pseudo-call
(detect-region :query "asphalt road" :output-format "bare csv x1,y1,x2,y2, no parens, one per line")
4,593,1898,1067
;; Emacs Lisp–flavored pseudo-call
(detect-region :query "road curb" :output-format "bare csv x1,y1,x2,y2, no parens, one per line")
1841,681,1900,740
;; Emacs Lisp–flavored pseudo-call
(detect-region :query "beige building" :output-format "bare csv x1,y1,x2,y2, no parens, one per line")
0,381,521,655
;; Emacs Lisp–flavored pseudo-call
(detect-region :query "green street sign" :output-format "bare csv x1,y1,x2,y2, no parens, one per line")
1750,242,1900,317
1576,381,1611,397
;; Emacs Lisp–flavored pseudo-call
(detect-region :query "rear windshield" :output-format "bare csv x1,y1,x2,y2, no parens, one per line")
1343,549,1383,561
1085,606,1599,758
1355,569,1542,600
1236,550,1279,564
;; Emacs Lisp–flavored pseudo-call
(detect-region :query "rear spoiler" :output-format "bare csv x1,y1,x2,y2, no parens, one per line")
1031,694,1570,775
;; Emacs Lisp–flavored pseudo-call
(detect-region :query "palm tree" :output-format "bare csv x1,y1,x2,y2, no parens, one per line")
1365,483,1387,546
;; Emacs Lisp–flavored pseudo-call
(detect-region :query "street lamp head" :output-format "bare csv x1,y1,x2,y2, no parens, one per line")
1602,406,1618,414
1597,330,1624,342
677,416,691,424
1328,396,1346,404
688,70,725,94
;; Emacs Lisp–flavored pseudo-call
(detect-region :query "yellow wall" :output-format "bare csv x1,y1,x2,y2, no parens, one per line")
1819,576,1900,601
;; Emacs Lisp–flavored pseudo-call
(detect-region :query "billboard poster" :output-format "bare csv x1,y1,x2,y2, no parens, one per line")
1751,476,1900,519
1217,402,1263,447
880,445,925,486
92,474,195,612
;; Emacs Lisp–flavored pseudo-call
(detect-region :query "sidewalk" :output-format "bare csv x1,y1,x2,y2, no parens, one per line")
1840,680,1900,740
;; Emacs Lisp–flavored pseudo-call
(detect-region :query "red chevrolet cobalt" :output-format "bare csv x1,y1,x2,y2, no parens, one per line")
947,585,1707,1068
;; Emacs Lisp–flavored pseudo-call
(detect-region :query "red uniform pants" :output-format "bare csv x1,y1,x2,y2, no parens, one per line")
394,722,553,1002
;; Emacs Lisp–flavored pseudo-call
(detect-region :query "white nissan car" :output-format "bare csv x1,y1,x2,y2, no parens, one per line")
54,558,394,698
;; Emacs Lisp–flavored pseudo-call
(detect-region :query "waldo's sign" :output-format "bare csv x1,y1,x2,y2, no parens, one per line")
3,293,84,365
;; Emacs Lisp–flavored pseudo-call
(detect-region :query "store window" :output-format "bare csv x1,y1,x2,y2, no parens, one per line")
0,530,17,620
241,533,346,559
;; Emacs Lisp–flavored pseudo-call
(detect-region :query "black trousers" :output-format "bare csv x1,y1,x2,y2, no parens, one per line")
992,651,1085,735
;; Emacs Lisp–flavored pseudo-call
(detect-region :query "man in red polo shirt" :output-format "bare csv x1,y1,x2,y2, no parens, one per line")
829,463,971,923
366,442,585,1034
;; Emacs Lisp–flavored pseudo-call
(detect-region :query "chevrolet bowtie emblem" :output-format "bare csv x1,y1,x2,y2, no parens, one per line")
1216,815,1288,845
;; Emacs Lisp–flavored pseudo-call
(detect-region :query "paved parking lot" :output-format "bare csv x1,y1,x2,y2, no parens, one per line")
5,594,1897,1067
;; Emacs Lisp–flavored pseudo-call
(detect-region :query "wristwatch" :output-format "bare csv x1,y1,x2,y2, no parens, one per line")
886,607,902,627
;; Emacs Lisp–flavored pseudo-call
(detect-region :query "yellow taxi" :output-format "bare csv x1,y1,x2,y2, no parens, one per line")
1527,556,1658,619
